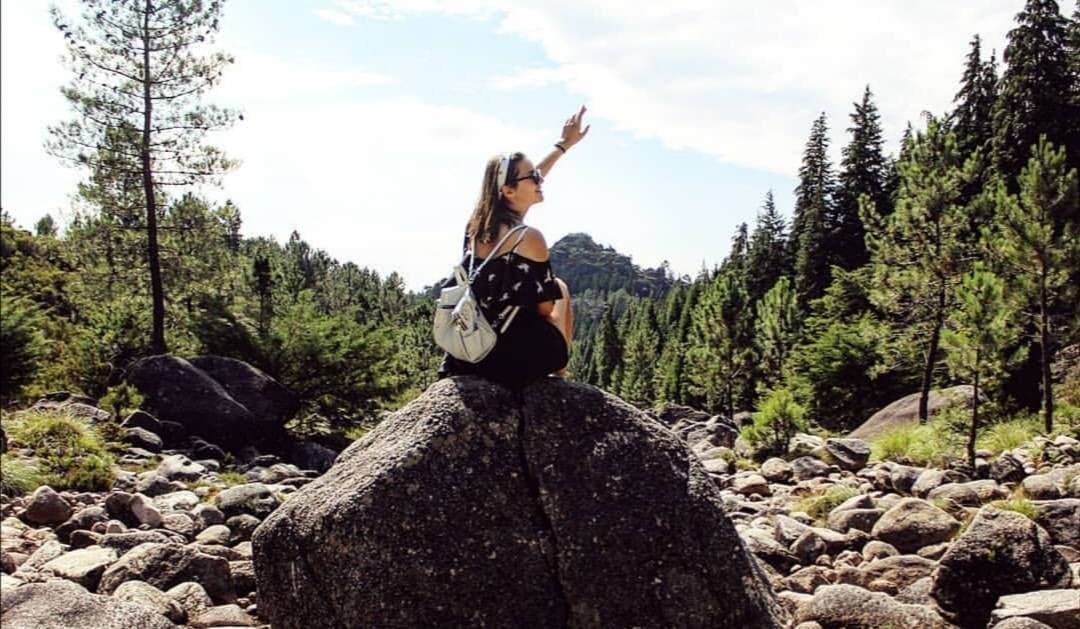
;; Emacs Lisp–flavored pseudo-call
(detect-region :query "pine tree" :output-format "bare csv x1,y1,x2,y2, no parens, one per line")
620,301,662,406
993,0,1078,186
755,277,801,390
685,271,752,417
952,36,999,160
941,268,1020,468
835,86,889,271
863,119,977,422
746,191,789,306
48,0,238,353
589,305,622,391
991,136,1079,432
791,113,835,307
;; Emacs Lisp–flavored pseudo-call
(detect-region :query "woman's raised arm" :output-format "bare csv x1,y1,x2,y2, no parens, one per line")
537,105,590,177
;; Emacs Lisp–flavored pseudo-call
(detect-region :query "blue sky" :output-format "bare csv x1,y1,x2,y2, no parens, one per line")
1,0,1024,290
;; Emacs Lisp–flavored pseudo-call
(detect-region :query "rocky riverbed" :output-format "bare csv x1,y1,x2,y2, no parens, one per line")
2,376,1079,628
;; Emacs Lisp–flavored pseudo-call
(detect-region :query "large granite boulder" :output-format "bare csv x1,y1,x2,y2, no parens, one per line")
188,355,299,428
253,377,783,628
848,386,976,440
126,355,255,450
930,507,1073,628
1,579,177,629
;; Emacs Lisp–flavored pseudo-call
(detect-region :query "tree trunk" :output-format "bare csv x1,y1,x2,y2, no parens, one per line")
919,307,945,423
142,0,166,354
968,365,979,470
1040,272,1053,432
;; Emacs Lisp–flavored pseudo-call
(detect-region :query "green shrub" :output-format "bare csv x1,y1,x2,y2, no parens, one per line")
989,497,1037,520
977,415,1042,455
217,471,247,486
0,296,47,403
0,454,46,496
741,387,808,457
4,410,115,491
870,415,965,467
796,486,860,523
98,383,144,419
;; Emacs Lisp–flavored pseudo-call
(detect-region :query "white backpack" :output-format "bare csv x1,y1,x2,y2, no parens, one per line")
434,225,529,363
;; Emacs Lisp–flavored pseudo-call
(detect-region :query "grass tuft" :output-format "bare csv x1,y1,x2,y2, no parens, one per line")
977,415,1042,455
796,486,860,523
0,454,47,497
870,417,964,467
3,410,115,491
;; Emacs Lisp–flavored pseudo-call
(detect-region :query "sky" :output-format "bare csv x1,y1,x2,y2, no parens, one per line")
1,0,1025,291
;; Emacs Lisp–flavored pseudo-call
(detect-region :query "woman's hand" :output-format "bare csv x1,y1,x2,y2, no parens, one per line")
560,105,590,148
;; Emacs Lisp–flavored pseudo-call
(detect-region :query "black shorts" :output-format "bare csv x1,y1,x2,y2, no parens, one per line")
438,308,569,391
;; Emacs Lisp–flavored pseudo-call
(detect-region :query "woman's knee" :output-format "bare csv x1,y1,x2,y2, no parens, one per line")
554,277,571,302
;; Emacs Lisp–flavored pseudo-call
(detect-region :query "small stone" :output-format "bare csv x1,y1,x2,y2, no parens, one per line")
22,486,72,527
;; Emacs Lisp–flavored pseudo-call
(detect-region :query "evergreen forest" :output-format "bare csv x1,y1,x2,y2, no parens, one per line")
2,0,1080,447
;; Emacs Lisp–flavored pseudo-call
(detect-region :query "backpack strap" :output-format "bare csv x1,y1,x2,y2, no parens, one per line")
467,224,529,281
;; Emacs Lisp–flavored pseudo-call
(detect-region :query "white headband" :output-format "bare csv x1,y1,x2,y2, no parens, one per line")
495,154,511,197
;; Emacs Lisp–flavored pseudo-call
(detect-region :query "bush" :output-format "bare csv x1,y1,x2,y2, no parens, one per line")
741,387,808,457
977,414,1042,455
796,486,860,523
870,410,966,467
4,410,115,491
0,454,46,496
98,383,144,420
0,296,47,403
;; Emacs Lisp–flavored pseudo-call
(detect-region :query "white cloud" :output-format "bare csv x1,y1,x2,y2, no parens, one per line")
332,0,1020,174
314,8,355,26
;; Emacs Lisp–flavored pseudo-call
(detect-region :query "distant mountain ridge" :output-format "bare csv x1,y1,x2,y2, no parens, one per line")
549,232,676,298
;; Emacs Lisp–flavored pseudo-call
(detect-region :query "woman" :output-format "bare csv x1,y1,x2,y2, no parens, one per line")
437,106,590,390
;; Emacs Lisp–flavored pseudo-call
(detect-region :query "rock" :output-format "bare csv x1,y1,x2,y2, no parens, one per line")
98,531,177,555
40,545,117,590
123,427,163,452
848,385,976,441
21,487,71,527
121,410,163,434
112,580,187,625
229,559,256,595
225,515,260,543
792,530,828,565
853,554,936,591
288,439,339,473
190,504,225,529
98,542,234,604
55,506,109,543
791,456,831,481
930,506,1073,628
888,464,924,494
990,453,1027,483
156,455,206,482
1033,499,1080,547
989,589,1080,629
165,581,213,618
1023,473,1063,500
214,484,279,519
785,566,833,594
826,508,883,533
702,457,730,474
191,440,226,462
651,403,711,428
253,377,784,628
992,618,1055,629
161,513,196,538
248,462,304,484
194,525,231,546
824,438,871,471
789,434,826,457
152,490,199,513
911,468,969,498
732,473,771,496
895,576,934,605
126,355,257,450
188,355,299,428
870,498,959,553
18,539,65,574
0,579,178,628
795,584,952,628
760,457,793,483
927,482,982,506
862,541,899,561
134,473,173,498
189,603,257,627
129,494,162,528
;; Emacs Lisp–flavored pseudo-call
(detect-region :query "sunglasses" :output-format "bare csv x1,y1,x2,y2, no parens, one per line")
511,168,544,184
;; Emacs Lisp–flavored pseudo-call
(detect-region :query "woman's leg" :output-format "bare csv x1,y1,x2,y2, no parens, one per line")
546,278,573,376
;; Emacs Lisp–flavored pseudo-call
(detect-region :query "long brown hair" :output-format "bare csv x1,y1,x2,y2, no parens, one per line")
465,152,525,245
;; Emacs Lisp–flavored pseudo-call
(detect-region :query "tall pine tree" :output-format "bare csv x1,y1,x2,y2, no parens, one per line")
993,0,1078,185
746,191,790,307
792,113,835,308
952,36,999,160
835,86,889,271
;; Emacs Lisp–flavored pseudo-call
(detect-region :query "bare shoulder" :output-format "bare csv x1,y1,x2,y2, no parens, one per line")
516,227,549,262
